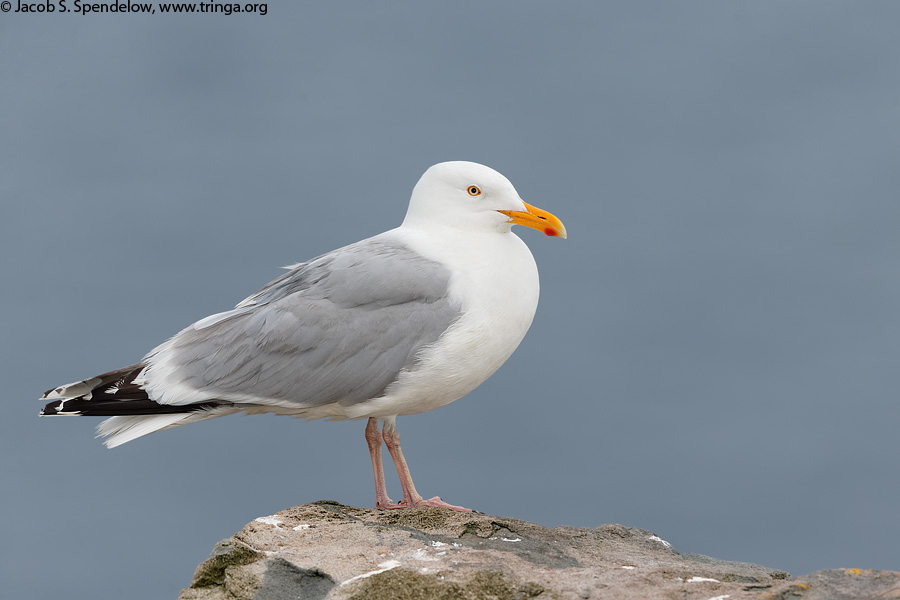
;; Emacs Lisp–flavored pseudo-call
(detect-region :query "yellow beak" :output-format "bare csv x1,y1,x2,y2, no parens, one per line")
497,202,567,239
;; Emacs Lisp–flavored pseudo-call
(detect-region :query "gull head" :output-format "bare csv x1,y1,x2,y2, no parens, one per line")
402,161,567,238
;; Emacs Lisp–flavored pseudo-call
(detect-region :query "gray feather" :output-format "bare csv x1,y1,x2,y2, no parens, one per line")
149,236,461,408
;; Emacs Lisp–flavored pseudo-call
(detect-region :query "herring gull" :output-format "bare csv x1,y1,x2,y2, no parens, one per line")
40,161,567,512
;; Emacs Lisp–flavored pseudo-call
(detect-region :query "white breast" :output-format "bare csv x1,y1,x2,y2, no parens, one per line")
342,226,540,419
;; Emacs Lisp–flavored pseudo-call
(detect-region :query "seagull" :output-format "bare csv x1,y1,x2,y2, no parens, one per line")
40,161,567,512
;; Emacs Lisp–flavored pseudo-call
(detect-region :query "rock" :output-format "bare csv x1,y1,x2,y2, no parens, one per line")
179,501,900,600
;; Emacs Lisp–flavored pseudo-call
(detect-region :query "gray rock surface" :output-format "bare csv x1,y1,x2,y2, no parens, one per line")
178,501,900,600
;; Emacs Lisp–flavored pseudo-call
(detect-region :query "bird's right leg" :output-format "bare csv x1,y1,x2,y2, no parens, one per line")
365,417,395,508
381,418,470,512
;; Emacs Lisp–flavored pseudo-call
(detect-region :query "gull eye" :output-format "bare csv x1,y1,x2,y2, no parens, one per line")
467,185,482,197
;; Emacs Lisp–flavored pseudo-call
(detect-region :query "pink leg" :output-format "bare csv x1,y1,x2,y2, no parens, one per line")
379,418,471,512
365,417,395,509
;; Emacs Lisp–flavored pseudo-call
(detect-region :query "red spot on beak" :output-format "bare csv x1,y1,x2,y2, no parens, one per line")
544,228,559,237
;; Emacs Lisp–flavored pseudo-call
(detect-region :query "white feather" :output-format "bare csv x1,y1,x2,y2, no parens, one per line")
97,414,191,448
192,307,253,330
42,377,102,400
96,407,237,447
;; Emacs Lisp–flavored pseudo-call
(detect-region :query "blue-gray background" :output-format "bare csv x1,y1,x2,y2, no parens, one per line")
2,2,899,598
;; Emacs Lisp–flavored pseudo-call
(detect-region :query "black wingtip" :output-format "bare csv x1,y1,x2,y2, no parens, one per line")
40,362,228,418
40,400,60,416
40,399,80,416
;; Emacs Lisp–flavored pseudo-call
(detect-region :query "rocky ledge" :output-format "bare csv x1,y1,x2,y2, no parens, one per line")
178,501,899,600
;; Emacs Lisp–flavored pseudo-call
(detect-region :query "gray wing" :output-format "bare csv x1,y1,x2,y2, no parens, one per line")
147,236,461,408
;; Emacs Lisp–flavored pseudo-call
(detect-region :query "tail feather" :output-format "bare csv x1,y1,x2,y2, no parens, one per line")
97,414,197,448
96,409,237,448
40,362,232,446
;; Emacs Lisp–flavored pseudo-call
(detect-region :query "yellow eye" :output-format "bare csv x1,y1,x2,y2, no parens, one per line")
467,185,482,196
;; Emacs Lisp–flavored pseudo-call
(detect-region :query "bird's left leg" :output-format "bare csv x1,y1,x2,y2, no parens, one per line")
381,417,471,512
365,417,395,509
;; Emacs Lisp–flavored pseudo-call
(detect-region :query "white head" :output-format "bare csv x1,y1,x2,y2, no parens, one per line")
402,161,566,238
